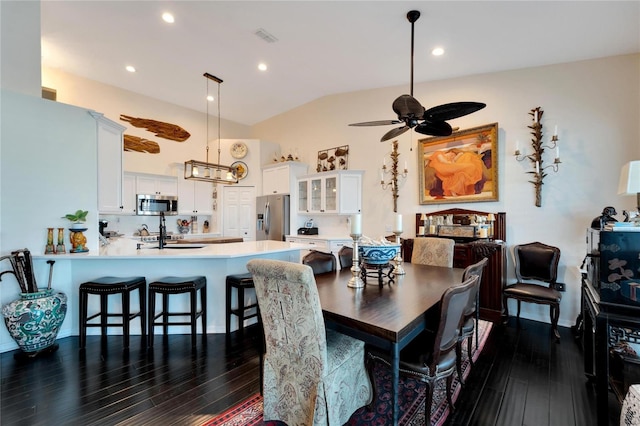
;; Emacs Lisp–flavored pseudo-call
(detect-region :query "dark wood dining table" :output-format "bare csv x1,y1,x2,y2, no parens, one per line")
314,262,464,425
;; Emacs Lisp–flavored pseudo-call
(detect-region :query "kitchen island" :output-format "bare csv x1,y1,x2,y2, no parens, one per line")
0,240,310,352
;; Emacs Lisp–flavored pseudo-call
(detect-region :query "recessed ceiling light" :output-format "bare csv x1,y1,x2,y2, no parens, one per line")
206,95,214,102
432,47,445,56
258,63,268,71
126,65,136,73
162,12,175,24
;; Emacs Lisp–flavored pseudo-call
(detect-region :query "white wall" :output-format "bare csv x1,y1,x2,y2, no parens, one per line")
252,54,640,328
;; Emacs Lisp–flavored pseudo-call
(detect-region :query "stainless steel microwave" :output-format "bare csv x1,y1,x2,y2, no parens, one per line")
136,194,178,216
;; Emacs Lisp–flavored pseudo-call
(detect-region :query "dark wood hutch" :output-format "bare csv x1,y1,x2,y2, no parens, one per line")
405,207,506,322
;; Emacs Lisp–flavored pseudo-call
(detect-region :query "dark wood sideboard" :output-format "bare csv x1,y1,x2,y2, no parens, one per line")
405,208,507,322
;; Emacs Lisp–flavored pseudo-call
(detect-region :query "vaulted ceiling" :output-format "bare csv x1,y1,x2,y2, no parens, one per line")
40,1,640,126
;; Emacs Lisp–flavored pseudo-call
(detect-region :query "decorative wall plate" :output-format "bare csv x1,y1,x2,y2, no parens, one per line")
231,161,248,180
230,141,248,159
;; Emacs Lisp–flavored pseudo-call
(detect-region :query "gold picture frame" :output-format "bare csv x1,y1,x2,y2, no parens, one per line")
418,123,499,205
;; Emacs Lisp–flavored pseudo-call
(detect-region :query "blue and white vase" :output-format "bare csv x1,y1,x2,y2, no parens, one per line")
2,289,67,354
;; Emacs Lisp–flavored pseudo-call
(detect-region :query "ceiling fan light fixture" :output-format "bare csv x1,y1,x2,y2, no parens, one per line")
184,72,238,184
348,9,486,142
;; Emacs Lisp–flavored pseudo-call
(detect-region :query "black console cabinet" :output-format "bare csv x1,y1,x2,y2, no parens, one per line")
580,229,640,424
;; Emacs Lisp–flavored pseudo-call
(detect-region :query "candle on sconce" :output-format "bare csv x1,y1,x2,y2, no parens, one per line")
554,125,558,137
350,214,362,235
404,161,408,172
383,157,386,167
535,161,540,174
534,110,538,123
394,213,403,233
556,144,560,159
380,169,384,182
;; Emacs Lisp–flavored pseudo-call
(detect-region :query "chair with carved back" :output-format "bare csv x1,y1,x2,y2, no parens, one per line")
302,250,337,275
456,257,488,384
503,241,562,340
246,259,372,425
366,275,478,417
411,237,455,267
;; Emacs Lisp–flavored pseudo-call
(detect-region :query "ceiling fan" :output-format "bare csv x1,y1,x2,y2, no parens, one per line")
349,10,486,142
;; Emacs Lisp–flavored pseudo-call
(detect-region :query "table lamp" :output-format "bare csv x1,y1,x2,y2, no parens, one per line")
619,161,640,211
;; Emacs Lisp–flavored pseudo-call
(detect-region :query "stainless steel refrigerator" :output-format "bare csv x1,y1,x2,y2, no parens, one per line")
256,194,290,241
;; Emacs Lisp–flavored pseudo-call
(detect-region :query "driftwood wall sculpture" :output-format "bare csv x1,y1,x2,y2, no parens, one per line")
123,134,161,154
120,114,191,142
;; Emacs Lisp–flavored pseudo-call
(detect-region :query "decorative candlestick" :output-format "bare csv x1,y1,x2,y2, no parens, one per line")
45,228,55,254
393,231,405,275
347,233,365,288
56,228,66,254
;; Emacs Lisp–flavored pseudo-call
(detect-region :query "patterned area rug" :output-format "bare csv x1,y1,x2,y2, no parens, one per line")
204,320,493,426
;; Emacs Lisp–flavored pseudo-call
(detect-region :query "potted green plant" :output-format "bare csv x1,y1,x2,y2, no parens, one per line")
63,209,89,229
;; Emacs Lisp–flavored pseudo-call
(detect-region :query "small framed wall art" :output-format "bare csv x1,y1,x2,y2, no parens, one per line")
317,145,349,172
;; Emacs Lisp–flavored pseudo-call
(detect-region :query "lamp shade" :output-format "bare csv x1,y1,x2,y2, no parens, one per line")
618,161,640,195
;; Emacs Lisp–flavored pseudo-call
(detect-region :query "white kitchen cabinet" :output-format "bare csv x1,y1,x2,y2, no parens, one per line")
178,174,213,215
93,112,126,214
135,174,177,196
285,235,352,263
297,170,363,215
261,161,308,196
121,173,137,215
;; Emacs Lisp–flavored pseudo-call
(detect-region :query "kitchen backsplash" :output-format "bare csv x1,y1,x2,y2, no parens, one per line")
99,214,215,237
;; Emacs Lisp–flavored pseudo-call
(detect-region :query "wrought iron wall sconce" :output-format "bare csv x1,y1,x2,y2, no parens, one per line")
514,107,561,207
381,140,408,212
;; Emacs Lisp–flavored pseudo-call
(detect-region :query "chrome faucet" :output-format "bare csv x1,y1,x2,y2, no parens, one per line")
159,211,166,249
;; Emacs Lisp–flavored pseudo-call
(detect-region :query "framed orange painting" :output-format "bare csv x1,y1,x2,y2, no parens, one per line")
418,123,499,205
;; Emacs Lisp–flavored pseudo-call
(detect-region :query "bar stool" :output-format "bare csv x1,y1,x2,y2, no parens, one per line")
226,273,260,336
79,276,146,349
148,276,207,347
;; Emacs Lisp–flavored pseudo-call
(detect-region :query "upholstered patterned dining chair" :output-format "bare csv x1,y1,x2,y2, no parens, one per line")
366,274,478,418
457,257,488,384
411,237,455,267
246,259,372,426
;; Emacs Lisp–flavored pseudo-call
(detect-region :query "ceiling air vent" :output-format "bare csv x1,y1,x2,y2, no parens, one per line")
254,28,278,43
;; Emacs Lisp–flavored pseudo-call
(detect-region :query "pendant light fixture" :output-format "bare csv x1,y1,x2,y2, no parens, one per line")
184,72,238,184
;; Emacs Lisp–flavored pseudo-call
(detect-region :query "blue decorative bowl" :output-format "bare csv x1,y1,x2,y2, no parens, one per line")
359,244,400,265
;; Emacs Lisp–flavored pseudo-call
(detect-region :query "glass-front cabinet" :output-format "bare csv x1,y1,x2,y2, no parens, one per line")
297,171,362,215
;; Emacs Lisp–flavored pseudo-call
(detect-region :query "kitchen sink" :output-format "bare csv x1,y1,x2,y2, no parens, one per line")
161,244,205,249
138,244,205,250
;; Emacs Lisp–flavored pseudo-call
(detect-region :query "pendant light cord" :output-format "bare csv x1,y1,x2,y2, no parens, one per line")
217,80,221,164
205,76,210,164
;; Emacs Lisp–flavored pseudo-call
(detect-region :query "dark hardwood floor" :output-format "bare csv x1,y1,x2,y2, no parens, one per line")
0,318,619,426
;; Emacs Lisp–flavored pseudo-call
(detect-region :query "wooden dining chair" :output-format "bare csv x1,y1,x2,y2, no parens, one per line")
456,257,488,385
366,274,478,418
411,237,455,267
246,259,372,426
503,241,562,340
338,246,353,269
302,249,337,275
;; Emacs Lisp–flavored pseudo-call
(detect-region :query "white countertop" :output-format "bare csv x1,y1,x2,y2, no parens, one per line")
285,234,352,241
34,238,313,259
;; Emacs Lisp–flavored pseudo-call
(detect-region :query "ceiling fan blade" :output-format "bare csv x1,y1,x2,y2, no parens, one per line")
392,94,425,120
415,121,453,137
423,102,486,121
349,120,402,127
381,126,410,142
